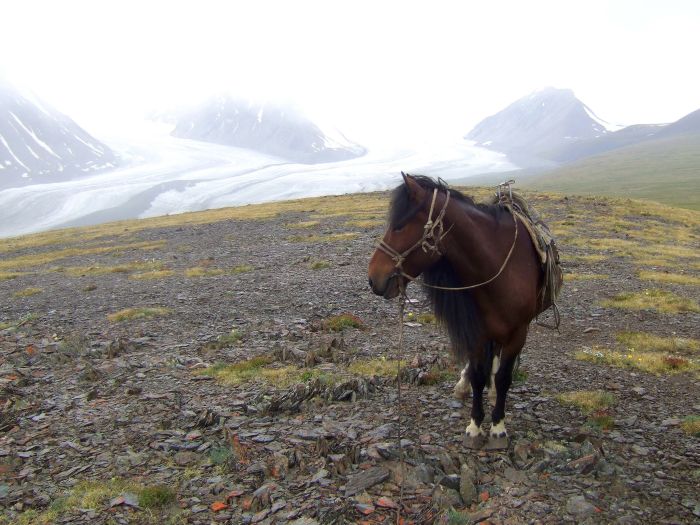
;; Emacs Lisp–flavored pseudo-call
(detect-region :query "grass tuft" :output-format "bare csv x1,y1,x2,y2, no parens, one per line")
138,485,176,508
602,289,700,314
130,269,174,280
639,271,700,286
204,330,242,349
322,313,364,331
185,267,225,277
348,358,403,378
575,346,698,375
615,331,699,355
231,264,254,274
309,260,331,270
556,390,615,414
12,287,42,298
107,307,171,323
564,273,609,281
680,416,700,436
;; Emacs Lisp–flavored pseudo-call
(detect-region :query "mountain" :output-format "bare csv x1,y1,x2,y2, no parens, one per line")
0,79,117,188
526,133,700,210
171,96,366,164
465,87,617,167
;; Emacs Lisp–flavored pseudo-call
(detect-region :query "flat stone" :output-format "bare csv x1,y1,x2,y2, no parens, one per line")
345,466,390,496
566,495,597,516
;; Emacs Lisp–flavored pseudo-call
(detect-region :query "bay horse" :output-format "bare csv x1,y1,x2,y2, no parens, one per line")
368,173,560,442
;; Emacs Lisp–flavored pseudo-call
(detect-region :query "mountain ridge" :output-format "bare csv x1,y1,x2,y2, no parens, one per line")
0,79,117,188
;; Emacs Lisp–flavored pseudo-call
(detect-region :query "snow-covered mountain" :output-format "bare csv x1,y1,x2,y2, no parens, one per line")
171,97,366,164
465,87,619,166
0,79,117,188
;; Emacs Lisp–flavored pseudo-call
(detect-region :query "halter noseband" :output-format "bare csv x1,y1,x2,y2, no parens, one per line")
377,188,452,279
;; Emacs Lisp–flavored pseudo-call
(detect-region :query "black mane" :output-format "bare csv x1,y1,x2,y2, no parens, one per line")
388,175,475,230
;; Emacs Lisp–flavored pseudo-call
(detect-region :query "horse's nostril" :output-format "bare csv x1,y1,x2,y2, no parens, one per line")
368,277,373,288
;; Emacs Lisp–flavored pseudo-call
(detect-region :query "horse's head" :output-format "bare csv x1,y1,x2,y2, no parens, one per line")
368,173,449,298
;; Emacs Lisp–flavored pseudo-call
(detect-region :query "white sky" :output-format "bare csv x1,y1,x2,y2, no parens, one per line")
1,0,699,146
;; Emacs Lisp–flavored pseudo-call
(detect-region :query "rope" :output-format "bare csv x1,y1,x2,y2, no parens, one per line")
395,291,406,524
397,207,519,292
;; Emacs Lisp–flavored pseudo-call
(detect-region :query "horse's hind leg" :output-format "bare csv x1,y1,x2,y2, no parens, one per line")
490,327,528,439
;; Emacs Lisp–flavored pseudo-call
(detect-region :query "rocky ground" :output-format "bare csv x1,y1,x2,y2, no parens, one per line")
1,191,699,524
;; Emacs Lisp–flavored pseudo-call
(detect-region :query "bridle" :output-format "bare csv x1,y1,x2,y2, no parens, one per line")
377,188,452,280
376,187,519,292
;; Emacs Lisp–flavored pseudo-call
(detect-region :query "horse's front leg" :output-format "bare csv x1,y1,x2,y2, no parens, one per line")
489,326,528,440
465,356,488,440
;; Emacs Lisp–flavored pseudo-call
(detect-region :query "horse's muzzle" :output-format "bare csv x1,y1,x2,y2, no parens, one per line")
369,274,401,299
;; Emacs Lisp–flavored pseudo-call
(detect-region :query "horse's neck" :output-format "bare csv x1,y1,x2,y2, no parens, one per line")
444,204,507,280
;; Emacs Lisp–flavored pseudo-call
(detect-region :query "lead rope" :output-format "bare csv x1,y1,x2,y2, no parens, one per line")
396,283,406,525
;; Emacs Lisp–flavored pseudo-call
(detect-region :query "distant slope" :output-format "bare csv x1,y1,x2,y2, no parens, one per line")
0,79,117,188
526,134,700,210
465,87,616,167
171,96,366,164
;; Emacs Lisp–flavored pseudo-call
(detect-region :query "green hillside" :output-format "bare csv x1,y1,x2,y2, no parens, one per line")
525,134,700,210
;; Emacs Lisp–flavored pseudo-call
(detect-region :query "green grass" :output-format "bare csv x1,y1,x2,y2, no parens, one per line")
107,307,171,322
6,480,178,524
138,485,176,508
602,289,700,314
527,134,700,210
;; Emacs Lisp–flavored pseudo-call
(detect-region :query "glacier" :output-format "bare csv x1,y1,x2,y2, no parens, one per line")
0,125,516,238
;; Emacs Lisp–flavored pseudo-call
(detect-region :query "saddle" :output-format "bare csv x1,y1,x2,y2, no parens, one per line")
490,180,562,328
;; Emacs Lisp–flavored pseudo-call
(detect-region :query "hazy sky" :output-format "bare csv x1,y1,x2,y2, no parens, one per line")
2,0,699,145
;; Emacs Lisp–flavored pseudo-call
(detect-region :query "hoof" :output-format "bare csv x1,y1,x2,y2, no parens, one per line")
485,435,509,450
489,421,507,439
453,380,471,400
465,419,484,438
463,433,486,449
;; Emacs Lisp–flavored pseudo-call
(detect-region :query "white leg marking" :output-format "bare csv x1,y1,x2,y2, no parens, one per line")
488,355,500,402
490,420,508,438
465,418,484,437
453,363,471,399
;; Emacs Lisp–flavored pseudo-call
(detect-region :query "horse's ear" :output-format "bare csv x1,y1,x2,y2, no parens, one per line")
402,173,426,202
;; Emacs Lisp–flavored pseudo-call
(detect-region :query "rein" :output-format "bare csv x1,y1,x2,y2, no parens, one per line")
377,188,519,291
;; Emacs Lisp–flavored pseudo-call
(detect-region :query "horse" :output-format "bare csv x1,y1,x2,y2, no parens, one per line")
368,173,561,443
